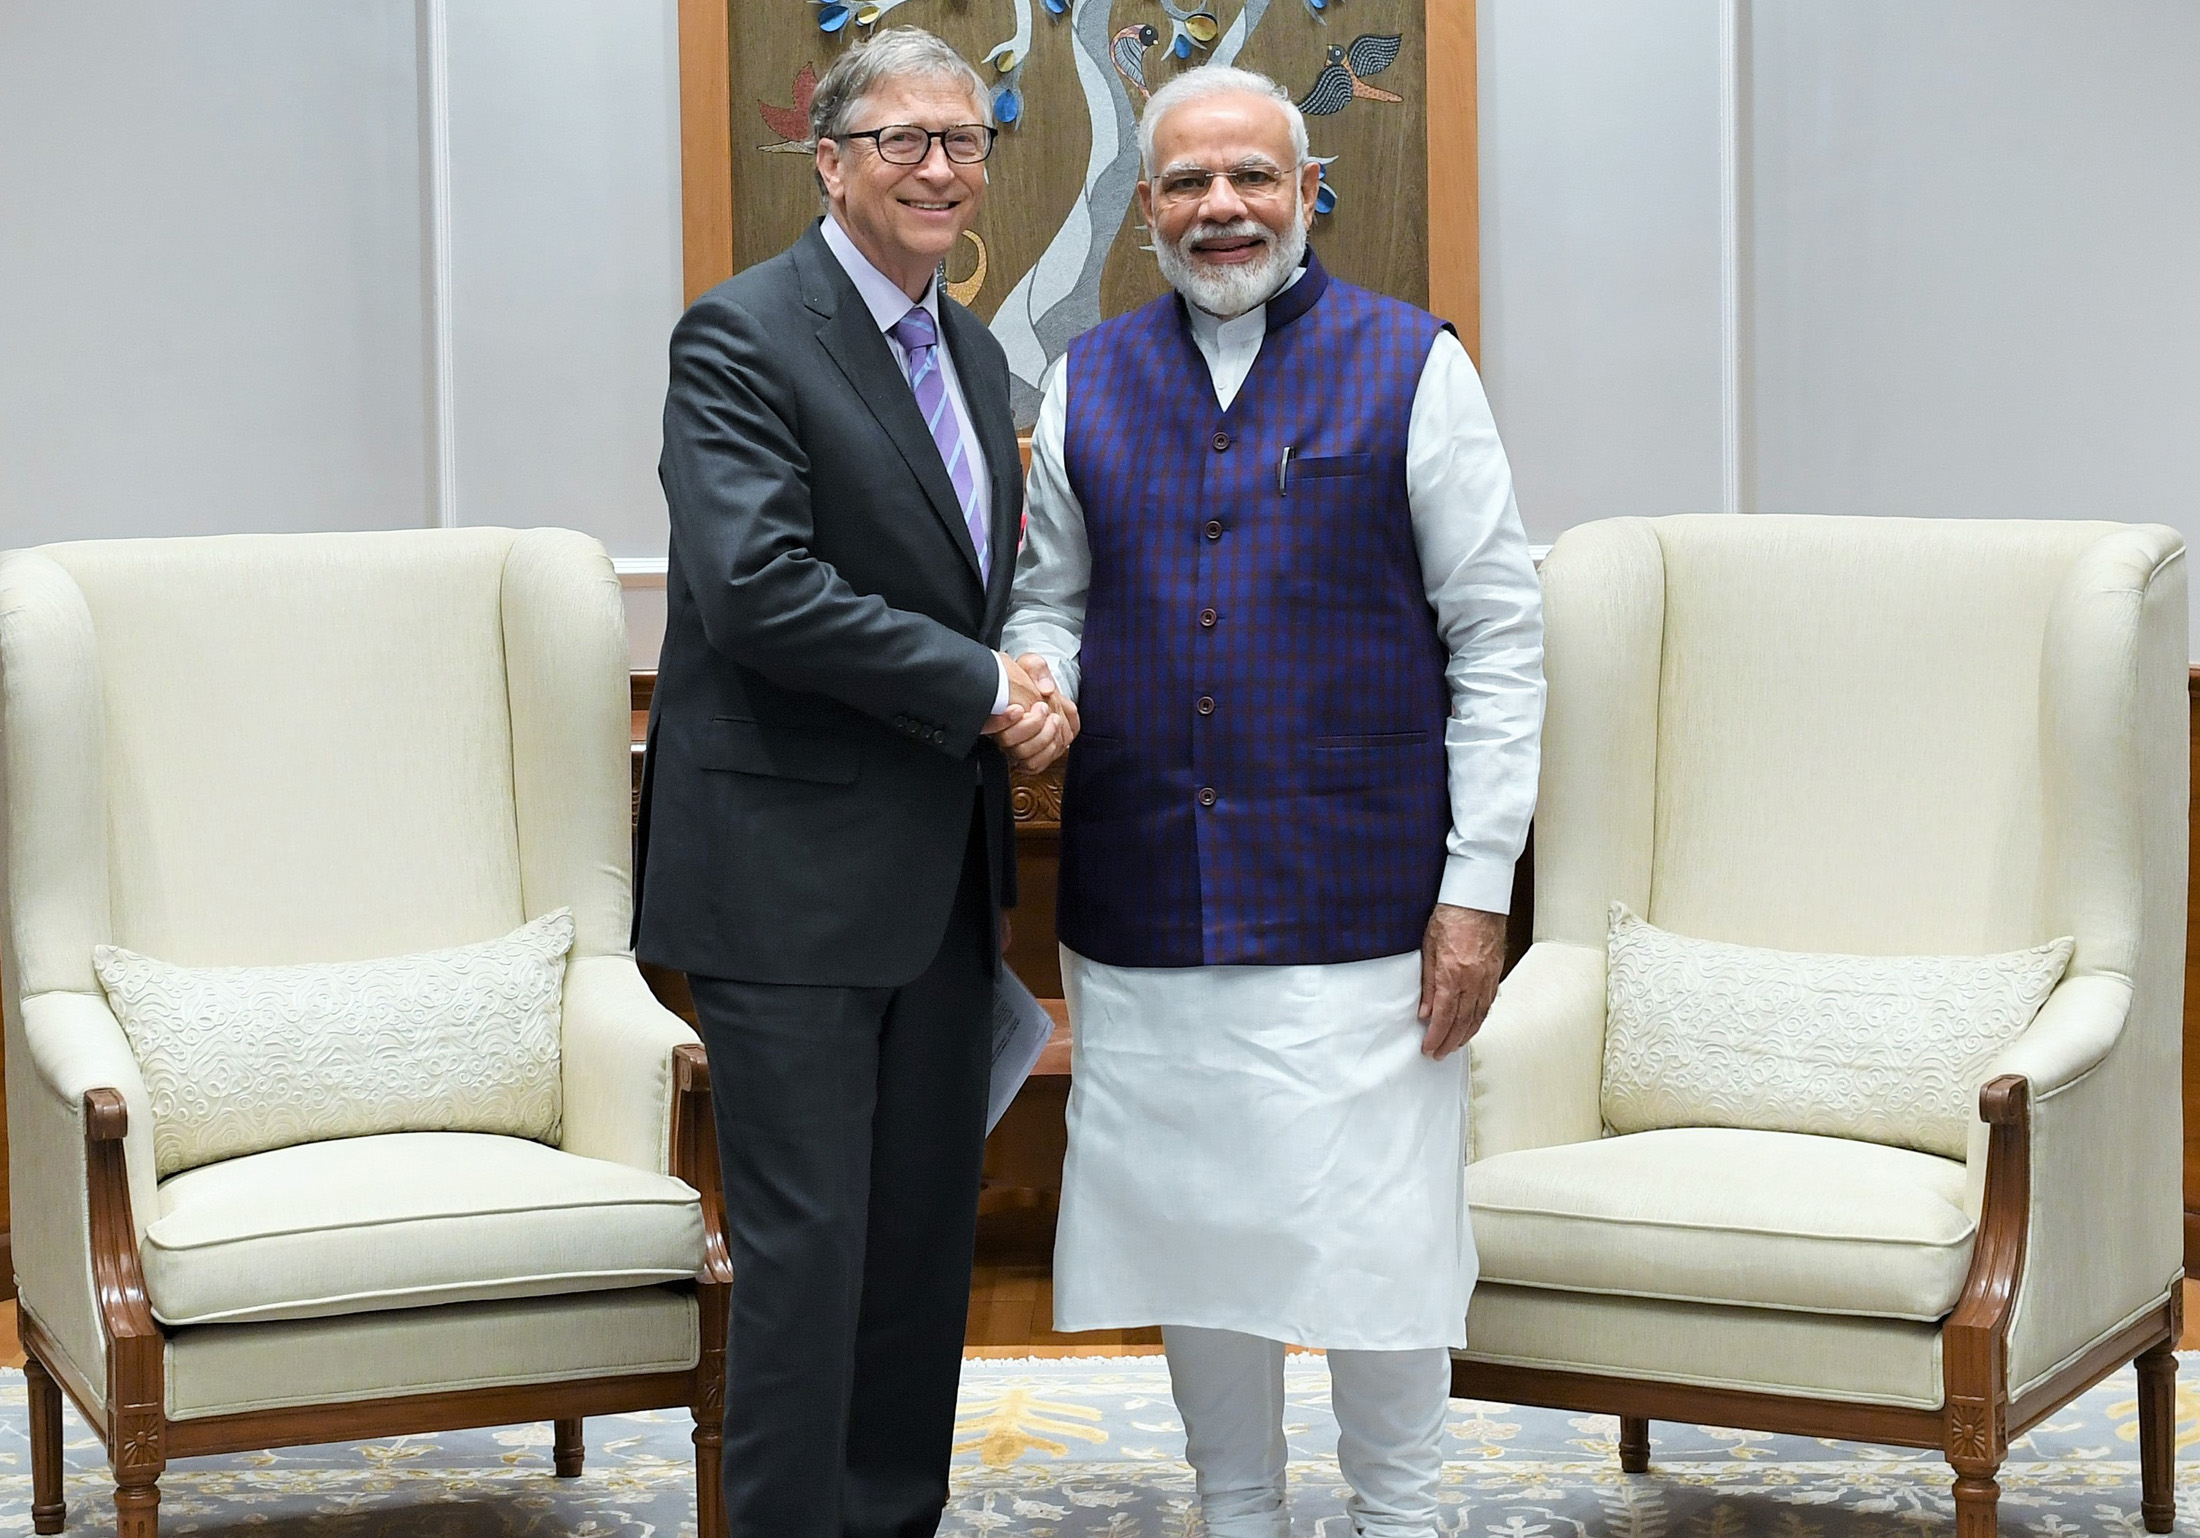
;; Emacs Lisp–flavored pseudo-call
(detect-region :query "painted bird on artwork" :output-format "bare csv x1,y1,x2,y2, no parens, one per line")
1112,23,1161,100
1295,33,1404,117
757,63,819,153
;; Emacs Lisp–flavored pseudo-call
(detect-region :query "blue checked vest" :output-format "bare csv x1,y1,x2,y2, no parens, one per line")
1059,253,1454,967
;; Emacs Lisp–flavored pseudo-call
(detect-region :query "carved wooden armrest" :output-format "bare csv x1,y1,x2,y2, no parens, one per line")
84,1089,160,1351
670,1045,733,1286
1942,1075,2031,1474
82,1089,167,1489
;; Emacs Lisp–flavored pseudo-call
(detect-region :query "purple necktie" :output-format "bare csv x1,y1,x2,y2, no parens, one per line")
889,305,988,581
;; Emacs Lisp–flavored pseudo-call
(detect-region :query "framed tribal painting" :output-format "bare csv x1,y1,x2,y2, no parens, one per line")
677,0,1477,429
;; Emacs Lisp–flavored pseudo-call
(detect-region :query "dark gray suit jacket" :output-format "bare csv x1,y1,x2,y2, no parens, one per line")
635,220,1024,987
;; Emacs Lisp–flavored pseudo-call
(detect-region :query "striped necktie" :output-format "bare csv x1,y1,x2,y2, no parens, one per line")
889,305,988,582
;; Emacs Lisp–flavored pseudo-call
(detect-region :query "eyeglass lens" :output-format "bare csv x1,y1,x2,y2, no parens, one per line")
1157,167,1289,203
873,125,993,165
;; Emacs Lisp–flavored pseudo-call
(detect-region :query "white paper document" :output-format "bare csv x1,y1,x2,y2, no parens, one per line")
987,968,1058,1133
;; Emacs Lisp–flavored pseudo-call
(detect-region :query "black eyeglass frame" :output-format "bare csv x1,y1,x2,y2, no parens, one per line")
833,123,1000,166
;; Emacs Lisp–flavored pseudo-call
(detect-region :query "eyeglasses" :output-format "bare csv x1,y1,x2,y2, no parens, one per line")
836,123,998,166
1153,164,1293,205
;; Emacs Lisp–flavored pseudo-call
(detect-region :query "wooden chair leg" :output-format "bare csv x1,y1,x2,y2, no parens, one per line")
1951,1472,2000,1538
113,1475,161,1538
1617,1415,1650,1474
24,1352,67,1535
2137,1340,2178,1533
554,1417,585,1478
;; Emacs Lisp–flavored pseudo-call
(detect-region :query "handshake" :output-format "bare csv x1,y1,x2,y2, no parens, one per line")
984,651,1080,773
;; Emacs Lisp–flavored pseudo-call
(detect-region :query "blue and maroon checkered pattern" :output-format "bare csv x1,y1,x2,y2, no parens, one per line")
1057,252,1454,967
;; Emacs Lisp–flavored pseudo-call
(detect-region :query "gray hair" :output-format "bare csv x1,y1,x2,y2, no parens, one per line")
809,26,992,150
1138,66,1309,178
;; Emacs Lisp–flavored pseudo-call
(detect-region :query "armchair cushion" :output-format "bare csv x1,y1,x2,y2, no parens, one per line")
1468,1127,1975,1321
141,1130,703,1326
1602,904,2071,1158
96,909,574,1177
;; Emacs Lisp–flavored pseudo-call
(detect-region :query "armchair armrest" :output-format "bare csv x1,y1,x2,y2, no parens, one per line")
1468,940,1608,1162
670,1044,733,1288
558,954,701,1176
1961,974,2130,1219
1982,972,2128,1099
1977,972,2180,1393
5,988,158,1412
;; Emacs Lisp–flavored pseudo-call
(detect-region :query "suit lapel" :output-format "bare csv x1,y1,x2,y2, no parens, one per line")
796,225,985,590
940,297,1020,631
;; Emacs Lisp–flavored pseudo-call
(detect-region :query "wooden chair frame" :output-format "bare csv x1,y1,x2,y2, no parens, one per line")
1451,1074,2184,1536
20,1044,735,1538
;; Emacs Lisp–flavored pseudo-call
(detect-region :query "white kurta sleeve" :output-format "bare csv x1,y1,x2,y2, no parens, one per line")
1003,358,1092,703
1406,331,1545,915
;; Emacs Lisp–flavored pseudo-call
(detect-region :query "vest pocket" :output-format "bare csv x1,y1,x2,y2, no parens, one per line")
698,715,860,784
1309,730,1433,793
1293,452,1375,480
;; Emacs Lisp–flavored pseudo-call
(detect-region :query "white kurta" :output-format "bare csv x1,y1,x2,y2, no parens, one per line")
1005,274,1543,1350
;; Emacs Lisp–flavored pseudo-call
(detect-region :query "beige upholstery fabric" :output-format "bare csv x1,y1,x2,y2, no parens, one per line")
166,1289,700,1421
1459,1284,1946,1410
1464,516,2186,1410
143,1132,704,1327
0,528,704,1420
1601,905,2071,1160
1470,1128,1974,1320
98,911,575,1177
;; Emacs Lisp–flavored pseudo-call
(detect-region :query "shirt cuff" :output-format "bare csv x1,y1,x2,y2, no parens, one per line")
991,653,1011,717
1438,854,1516,915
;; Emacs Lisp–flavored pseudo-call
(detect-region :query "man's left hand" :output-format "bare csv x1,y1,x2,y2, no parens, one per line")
1417,904,1507,1060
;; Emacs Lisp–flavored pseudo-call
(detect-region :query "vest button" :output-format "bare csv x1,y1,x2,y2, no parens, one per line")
1197,695,1215,715
1198,607,1217,628
1203,520,1223,540
1211,431,1230,452
1198,786,1218,807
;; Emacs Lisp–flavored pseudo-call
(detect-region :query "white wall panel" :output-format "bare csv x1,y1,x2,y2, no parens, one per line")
442,0,683,559
0,1,432,545
1478,0,1730,544
1748,0,2200,554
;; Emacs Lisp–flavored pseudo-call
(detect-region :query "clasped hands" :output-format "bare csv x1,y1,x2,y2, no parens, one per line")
985,652,1079,772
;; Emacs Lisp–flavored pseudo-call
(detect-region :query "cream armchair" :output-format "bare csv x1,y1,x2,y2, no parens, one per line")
1459,516,2186,1536
0,529,732,1538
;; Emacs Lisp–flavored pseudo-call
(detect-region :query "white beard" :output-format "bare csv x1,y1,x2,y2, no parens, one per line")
1154,201,1310,321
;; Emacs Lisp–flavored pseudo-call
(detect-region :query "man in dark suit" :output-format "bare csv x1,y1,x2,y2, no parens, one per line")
635,28,1075,1538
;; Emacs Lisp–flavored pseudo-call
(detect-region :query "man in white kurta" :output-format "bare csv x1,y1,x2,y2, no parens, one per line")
1004,67,1543,1538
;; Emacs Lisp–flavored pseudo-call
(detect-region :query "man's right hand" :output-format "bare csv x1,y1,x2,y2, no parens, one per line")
985,653,1074,772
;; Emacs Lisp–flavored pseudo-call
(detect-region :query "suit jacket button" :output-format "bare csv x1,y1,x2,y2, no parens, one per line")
1197,695,1215,715
1211,431,1230,452
1198,786,1218,807
1199,607,1217,628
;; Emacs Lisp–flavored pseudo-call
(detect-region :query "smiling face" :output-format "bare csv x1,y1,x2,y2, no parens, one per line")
1137,89,1322,318
815,74,991,300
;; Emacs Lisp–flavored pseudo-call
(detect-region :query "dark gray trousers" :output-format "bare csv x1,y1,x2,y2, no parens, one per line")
687,808,994,1538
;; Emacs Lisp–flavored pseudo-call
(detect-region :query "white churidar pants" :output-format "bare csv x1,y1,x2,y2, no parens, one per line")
1164,1326,1452,1538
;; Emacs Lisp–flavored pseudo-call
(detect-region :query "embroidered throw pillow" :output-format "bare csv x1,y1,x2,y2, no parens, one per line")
1601,903,2072,1160
95,909,574,1178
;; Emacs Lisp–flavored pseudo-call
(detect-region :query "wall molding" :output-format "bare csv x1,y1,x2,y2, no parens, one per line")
420,0,460,530
615,557,668,587
1717,0,1748,516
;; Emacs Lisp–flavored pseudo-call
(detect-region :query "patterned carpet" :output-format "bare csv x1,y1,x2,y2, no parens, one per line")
0,1355,2191,1536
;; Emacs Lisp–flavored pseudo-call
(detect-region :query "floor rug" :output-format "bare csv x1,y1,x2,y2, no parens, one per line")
0,1356,2192,1535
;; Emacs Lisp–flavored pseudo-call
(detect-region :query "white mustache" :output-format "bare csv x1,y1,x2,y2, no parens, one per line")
1183,220,1271,252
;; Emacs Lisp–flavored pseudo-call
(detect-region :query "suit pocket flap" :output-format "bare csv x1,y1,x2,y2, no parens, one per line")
1295,452,1375,480
699,717,860,784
